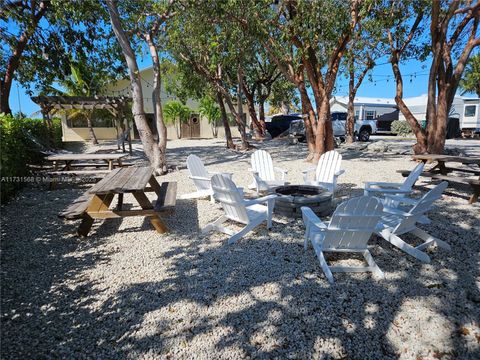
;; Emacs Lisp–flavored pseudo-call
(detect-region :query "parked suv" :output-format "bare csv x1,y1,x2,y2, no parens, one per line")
288,112,377,142
265,114,303,138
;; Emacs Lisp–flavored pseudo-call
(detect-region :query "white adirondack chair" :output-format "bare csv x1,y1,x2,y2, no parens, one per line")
181,154,231,203
202,174,277,244
303,150,345,195
375,181,450,263
364,162,425,197
249,150,288,195
301,196,384,284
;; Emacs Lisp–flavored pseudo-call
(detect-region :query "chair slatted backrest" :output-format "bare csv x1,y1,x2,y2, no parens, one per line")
211,174,249,224
393,181,448,234
251,150,275,181
323,196,383,250
401,162,425,191
187,154,210,191
315,150,342,184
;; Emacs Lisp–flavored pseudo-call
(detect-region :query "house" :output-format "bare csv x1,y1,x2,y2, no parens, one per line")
58,66,248,142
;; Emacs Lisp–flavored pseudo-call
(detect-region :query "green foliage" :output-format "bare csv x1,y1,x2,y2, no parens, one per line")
2,0,125,97
459,54,480,97
163,101,192,138
0,114,62,202
163,101,191,124
391,120,413,136
198,96,220,125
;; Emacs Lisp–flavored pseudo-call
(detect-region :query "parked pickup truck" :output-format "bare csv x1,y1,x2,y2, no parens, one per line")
288,112,377,142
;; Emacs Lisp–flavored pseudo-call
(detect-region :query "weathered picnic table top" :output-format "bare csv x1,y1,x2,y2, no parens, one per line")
88,166,154,194
413,154,480,165
47,153,127,161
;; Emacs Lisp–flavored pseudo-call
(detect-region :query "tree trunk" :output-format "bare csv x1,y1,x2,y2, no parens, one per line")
298,83,316,161
86,112,98,145
106,0,159,167
146,32,168,174
245,94,262,139
211,121,218,137
346,94,355,144
391,52,428,154
175,119,181,139
0,1,48,115
258,98,267,135
235,76,249,149
241,78,263,138
346,69,356,144
216,91,235,149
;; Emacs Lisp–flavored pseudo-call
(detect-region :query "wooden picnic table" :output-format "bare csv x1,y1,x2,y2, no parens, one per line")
65,166,177,236
47,153,128,171
403,154,480,204
412,154,480,175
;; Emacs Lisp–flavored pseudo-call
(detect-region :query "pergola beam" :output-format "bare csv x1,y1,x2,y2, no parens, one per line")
31,95,133,155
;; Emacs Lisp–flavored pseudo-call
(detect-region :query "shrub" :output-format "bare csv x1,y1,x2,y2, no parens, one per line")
0,114,63,202
391,120,413,136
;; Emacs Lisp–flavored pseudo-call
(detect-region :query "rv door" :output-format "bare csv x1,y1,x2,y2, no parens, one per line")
462,104,480,131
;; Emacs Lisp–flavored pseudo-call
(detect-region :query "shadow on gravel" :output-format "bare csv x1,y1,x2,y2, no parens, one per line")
1,143,479,359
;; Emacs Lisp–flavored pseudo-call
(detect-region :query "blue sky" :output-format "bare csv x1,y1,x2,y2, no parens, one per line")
5,55,447,117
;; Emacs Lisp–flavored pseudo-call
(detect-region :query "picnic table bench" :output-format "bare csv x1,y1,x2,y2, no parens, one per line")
47,153,128,171
397,154,480,204
59,166,177,236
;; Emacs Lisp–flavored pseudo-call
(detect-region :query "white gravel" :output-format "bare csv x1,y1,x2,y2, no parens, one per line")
1,137,479,359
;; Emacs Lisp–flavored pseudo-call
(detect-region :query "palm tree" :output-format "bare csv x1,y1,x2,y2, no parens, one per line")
163,101,191,139
198,96,221,137
46,60,105,144
459,54,480,97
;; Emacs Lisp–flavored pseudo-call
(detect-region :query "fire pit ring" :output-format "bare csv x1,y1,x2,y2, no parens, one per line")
271,185,332,218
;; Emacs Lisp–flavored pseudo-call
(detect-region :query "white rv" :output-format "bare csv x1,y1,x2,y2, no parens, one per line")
460,99,480,135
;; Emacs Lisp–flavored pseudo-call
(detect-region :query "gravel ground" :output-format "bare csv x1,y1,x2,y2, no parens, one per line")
1,138,479,359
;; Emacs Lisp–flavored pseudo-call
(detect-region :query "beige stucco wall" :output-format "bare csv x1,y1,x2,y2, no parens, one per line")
60,66,247,142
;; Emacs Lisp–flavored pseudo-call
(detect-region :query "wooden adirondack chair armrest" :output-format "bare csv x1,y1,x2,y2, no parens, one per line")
365,181,403,188
367,187,412,194
334,169,345,177
382,206,414,217
383,194,418,205
189,175,211,181
274,167,288,180
244,194,277,206
301,206,327,230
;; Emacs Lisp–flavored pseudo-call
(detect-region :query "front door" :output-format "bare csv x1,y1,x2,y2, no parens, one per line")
181,115,201,138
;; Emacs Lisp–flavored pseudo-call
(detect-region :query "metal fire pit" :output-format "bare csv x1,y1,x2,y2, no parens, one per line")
272,185,332,218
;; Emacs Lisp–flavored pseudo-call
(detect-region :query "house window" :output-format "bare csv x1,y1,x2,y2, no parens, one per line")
464,105,476,117
365,110,376,120
355,110,359,121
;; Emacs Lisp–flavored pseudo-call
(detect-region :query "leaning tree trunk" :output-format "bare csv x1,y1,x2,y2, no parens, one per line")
106,0,160,170
216,92,235,149
241,80,263,138
391,51,428,154
146,32,168,174
86,112,98,145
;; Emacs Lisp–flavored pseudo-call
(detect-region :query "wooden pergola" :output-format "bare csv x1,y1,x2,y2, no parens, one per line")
31,95,133,154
